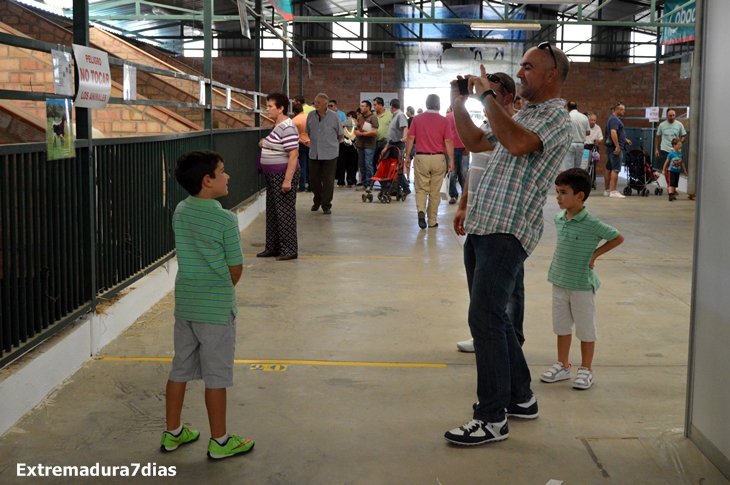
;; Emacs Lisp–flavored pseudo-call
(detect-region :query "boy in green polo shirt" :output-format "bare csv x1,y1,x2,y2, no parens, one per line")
160,150,254,459
541,168,624,390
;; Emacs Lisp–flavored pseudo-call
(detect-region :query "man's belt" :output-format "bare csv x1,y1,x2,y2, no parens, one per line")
416,152,444,155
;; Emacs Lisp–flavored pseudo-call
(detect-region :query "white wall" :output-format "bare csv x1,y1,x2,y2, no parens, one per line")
687,1,730,478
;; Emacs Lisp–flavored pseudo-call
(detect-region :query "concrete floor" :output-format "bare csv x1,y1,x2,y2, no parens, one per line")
1,177,728,485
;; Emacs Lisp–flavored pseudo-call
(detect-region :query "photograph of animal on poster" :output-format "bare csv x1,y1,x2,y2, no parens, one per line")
393,4,524,89
401,41,521,89
46,98,74,160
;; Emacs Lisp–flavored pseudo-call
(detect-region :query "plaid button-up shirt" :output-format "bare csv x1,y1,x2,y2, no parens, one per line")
465,97,572,256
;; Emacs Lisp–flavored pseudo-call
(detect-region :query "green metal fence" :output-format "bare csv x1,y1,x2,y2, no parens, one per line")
0,129,266,368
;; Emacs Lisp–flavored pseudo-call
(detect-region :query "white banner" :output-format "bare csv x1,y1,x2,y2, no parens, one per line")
73,44,111,109
123,64,137,101
647,106,660,123
51,50,73,96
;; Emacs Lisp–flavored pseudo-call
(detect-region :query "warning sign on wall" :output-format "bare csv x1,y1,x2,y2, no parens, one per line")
73,44,112,109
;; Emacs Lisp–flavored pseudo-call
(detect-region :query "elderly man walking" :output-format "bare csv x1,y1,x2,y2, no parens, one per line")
306,93,343,215
445,42,572,446
405,94,454,229
563,101,590,171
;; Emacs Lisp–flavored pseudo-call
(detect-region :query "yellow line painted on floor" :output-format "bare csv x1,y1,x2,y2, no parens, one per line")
96,356,446,368
244,253,412,260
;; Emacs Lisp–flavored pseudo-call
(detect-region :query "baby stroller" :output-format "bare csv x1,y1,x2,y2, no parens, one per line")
622,147,664,197
582,144,600,189
362,145,407,203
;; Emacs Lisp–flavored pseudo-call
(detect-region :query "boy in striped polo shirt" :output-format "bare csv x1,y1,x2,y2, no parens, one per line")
541,168,624,390
160,151,255,459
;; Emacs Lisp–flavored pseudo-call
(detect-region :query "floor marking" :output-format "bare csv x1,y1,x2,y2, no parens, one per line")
244,253,412,260
96,357,447,368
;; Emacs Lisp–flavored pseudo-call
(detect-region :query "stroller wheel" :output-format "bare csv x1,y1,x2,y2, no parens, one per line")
401,194,407,202
386,195,391,203
660,188,664,195
655,188,660,196
644,189,650,197
623,187,632,196
367,193,373,202
362,194,367,202
396,194,402,201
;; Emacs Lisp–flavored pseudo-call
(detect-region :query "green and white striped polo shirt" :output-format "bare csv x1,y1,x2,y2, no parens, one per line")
173,196,243,324
547,208,620,292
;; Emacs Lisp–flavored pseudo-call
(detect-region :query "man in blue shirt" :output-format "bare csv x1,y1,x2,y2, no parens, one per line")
604,103,632,199
328,99,347,123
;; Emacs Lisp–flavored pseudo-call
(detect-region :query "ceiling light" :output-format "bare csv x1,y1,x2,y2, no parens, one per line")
470,22,542,31
510,1,591,4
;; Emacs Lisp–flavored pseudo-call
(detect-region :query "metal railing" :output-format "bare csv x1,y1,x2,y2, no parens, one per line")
0,129,267,368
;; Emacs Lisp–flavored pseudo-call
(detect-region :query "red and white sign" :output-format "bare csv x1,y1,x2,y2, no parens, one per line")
73,44,111,109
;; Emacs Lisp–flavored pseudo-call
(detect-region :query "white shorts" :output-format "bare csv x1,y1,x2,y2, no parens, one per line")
552,286,597,342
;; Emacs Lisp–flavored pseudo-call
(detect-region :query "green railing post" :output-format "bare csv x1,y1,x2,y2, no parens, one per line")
74,0,97,312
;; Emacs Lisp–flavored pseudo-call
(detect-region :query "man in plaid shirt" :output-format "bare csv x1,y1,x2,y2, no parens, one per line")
445,44,573,446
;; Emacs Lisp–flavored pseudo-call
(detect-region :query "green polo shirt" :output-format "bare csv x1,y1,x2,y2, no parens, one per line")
376,110,393,142
547,208,620,292
172,196,243,324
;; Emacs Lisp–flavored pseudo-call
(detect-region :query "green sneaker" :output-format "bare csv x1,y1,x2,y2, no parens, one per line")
160,424,200,452
207,434,255,460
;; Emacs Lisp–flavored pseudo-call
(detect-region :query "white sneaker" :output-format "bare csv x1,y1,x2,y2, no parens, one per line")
573,367,594,390
540,362,571,383
444,418,509,446
609,191,626,199
456,338,475,352
603,190,610,197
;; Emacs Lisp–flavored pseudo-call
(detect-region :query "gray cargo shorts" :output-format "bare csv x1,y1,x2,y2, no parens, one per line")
169,312,236,388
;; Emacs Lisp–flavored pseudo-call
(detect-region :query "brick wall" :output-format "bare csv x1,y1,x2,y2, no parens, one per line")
562,61,691,129
185,57,690,130
187,57,398,112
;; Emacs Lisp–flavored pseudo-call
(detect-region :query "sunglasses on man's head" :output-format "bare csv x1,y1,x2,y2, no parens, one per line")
485,73,515,97
537,42,558,69
613,102,623,109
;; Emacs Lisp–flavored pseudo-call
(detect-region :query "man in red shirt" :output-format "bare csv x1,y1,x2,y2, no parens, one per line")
405,94,454,229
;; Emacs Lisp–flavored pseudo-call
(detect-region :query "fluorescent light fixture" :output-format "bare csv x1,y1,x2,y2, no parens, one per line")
511,1,591,4
470,22,542,31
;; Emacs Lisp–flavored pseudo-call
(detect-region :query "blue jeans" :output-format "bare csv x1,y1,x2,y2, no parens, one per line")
448,148,468,199
298,144,310,191
358,148,374,188
463,234,533,423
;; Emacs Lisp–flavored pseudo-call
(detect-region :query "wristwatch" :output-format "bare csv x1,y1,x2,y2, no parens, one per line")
479,89,497,103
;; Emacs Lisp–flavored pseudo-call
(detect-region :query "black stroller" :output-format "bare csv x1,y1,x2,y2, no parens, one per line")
622,148,664,197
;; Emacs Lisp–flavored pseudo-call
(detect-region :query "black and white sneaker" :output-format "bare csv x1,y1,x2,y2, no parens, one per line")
506,395,538,419
444,418,509,446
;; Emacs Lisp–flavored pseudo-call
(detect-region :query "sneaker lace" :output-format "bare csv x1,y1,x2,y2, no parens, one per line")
461,420,483,432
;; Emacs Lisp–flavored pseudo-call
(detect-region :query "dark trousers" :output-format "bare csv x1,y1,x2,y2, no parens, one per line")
336,144,358,186
265,170,300,255
298,144,309,191
463,234,532,423
309,157,338,210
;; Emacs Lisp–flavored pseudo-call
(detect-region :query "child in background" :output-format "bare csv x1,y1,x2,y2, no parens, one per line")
541,168,624,390
662,138,687,202
161,150,254,460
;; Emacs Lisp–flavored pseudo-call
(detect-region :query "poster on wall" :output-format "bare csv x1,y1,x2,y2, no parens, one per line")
394,4,525,89
73,44,111,109
46,98,75,160
51,49,73,96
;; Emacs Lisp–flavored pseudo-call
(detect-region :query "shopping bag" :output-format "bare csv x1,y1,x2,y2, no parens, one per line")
440,172,450,200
